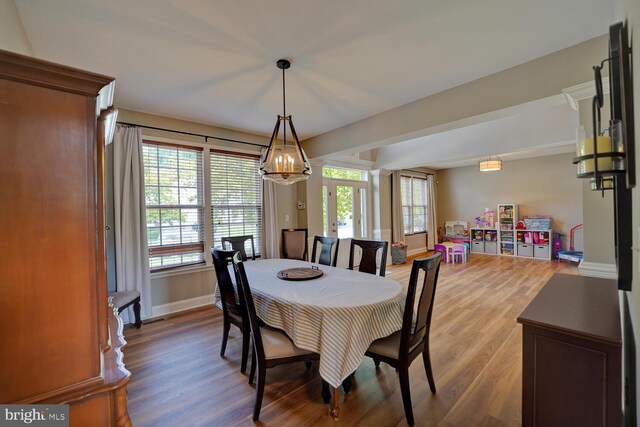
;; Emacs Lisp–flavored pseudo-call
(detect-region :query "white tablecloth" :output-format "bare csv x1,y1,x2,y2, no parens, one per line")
224,259,406,388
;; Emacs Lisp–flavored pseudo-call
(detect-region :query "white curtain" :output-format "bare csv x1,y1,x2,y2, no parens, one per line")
391,171,405,244
261,148,279,258
426,174,437,250
113,125,152,321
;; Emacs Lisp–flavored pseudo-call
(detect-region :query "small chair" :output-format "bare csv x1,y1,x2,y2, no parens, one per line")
222,235,256,261
282,228,308,261
433,244,449,263
212,248,250,374
310,236,340,267
348,239,389,277
108,290,142,329
232,253,320,421
365,252,443,426
450,244,467,263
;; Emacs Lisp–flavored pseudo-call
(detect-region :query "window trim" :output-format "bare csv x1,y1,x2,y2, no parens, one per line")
401,175,428,236
144,140,206,271
322,166,372,240
142,133,263,274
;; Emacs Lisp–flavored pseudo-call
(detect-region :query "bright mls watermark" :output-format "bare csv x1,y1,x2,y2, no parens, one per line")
0,405,68,426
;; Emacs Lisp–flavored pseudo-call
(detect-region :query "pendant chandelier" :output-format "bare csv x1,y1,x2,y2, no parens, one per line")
478,156,502,172
259,59,312,185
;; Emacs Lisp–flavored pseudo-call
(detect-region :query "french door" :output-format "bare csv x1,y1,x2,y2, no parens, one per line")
322,177,369,267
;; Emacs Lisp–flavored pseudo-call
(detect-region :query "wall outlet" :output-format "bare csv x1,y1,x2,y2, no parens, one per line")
285,214,290,222
297,201,306,210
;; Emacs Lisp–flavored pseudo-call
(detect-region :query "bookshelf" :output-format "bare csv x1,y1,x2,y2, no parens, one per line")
497,204,517,256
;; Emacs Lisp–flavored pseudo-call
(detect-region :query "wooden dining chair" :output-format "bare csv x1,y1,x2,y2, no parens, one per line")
222,235,256,261
211,248,250,374
310,236,340,267
232,253,320,421
365,252,443,426
282,228,308,261
348,239,389,276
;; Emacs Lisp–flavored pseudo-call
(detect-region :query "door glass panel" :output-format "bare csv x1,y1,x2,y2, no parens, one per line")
360,188,367,238
336,185,354,239
322,185,329,237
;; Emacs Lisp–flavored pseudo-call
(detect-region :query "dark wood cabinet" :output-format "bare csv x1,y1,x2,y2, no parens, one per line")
518,273,622,427
0,50,130,426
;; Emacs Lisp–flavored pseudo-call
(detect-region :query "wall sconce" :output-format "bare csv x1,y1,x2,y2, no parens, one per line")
572,22,635,291
479,156,502,172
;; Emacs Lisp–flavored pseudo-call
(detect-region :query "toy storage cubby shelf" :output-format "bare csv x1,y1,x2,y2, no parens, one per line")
470,228,498,254
470,204,553,260
516,229,552,260
498,204,517,256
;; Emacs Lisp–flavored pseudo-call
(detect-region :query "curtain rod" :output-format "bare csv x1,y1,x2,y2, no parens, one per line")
116,121,267,148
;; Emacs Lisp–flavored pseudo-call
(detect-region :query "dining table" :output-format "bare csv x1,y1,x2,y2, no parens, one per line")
222,258,406,418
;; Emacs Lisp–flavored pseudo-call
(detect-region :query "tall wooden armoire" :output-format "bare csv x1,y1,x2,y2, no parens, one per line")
0,50,131,425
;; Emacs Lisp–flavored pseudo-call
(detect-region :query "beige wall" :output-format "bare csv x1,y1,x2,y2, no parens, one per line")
614,0,640,422
302,36,608,159
0,0,33,56
437,153,582,243
577,99,616,264
115,109,298,307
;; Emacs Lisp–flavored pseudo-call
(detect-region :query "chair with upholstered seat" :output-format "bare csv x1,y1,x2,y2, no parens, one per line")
108,290,142,328
212,248,250,374
348,239,389,276
310,236,340,267
282,228,308,261
232,253,321,421
365,252,443,426
222,235,256,261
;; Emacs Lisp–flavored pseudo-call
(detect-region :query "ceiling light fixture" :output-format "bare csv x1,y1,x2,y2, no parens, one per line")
259,59,311,185
478,156,502,172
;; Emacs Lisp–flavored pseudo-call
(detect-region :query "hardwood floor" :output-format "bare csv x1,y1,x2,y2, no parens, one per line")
123,254,577,426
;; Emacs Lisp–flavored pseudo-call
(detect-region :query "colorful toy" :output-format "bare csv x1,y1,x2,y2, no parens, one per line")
557,224,584,263
434,244,449,263
524,216,553,230
445,221,468,236
552,232,564,259
474,208,495,228
450,244,467,263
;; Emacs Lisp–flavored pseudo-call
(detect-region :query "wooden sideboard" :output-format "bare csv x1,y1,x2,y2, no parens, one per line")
517,273,622,427
0,50,130,426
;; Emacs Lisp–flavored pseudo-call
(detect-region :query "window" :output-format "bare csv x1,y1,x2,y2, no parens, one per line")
144,142,205,270
142,141,263,272
322,167,368,181
401,176,428,235
210,150,262,256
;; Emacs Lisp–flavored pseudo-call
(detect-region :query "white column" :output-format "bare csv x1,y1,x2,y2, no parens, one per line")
370,169,393,265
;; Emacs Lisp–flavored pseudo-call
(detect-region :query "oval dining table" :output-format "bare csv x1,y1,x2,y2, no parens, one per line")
225,258,406,418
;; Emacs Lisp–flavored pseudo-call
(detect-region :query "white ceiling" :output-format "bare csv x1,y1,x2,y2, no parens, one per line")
16,0,611,146
15,0,612,169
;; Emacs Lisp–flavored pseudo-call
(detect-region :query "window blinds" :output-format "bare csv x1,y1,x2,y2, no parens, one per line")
401,175,428,235
210,150,262,256
143,141,205,270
